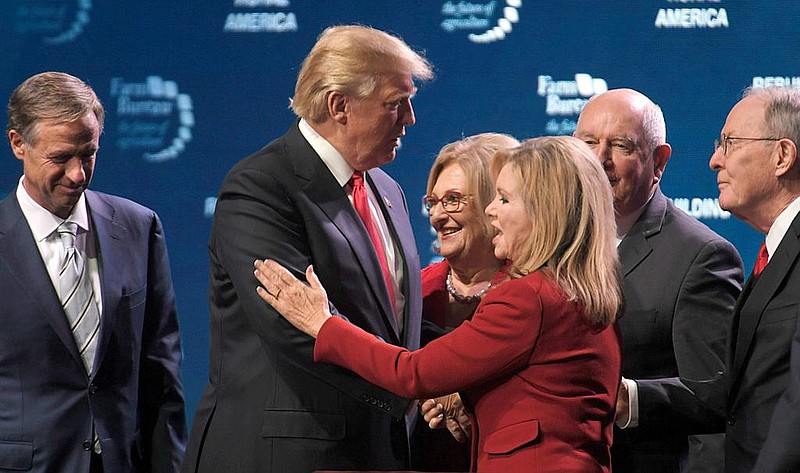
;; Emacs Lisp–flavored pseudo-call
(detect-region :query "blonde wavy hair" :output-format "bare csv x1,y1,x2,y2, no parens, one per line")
426,132,520,240
492,136,623,328
291,25,433,123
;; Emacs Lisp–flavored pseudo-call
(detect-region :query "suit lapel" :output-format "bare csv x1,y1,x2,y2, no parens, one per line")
729,217,800,393
618,190,667,275
365,170,407,336
0,194,83,365
287,126,400,339
85,191,125,376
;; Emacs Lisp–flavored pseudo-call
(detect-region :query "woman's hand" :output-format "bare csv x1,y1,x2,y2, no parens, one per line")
419,393,472,442
254,259,331,338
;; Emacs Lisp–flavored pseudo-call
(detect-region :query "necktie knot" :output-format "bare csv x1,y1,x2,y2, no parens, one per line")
351,171,364,189
58,221,78,250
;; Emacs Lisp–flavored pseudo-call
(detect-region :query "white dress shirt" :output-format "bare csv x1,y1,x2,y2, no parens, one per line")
764,195,800,262
16,176,103,314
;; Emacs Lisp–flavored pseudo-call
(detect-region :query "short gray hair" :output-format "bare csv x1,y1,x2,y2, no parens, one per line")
744,86,800,147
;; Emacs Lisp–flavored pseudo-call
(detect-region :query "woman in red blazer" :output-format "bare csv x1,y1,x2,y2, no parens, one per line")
255,136,624,473
416,133,518,471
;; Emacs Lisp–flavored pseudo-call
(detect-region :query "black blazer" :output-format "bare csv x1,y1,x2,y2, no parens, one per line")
182,122,423,473
0,190,186,472
612,189,744,473
725,210,800,473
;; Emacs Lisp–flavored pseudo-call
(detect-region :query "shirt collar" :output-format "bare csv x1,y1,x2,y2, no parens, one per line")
765,195,800,261
16,175,90,241
298,118,355,188
615,189,655,243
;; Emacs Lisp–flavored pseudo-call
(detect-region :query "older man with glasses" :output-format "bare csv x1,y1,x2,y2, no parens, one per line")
710,86,800,473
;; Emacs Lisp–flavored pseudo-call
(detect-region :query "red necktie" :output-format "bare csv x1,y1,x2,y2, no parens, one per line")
753,242,769,277
351,171,395,307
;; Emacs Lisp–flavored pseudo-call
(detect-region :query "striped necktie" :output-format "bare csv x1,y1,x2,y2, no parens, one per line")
58,221,100,374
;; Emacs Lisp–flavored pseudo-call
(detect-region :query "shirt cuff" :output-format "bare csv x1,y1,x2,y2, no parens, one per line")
615,377,639,429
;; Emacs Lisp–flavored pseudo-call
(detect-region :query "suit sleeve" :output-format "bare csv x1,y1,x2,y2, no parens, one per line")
636,238,743,428
139,212,187,473
312,281,542,399
212,165,409,418
751,304,800,473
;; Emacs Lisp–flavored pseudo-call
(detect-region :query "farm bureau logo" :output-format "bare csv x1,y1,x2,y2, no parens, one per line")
223,0,297,33
12,0,91,44
537,73,608,135
110,76,195,163
440,0,522,44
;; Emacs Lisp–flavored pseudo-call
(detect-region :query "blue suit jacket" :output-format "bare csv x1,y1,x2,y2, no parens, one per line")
0,190,186,472
725,210,800,473
182,122,423,473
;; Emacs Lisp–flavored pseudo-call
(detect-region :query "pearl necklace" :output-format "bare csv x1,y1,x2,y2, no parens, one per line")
446,272,492,304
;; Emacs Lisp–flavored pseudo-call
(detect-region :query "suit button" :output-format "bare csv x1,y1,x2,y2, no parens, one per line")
727,416,735,426
82,440,92,451
385,403,392,411
89,384,98,394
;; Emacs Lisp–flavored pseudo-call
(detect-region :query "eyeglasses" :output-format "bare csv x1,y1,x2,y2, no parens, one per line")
714,134,782,155
422,192,472,214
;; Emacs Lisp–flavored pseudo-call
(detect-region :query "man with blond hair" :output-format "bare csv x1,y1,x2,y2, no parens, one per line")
183,25,433,473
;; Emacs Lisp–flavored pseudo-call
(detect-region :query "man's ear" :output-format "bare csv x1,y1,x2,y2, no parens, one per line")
652,143,672,185
774,138,798,178
8,130,27,161
327,91,348,124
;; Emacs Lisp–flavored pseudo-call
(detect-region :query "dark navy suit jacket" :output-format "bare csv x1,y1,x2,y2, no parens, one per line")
0,190,186,472
182,122,422,473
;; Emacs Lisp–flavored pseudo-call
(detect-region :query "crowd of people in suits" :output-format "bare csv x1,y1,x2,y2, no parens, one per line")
2,23,800,473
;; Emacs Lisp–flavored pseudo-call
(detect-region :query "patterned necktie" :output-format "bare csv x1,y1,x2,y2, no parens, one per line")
350,171,396,309
58,221,100,374
753,242,769,277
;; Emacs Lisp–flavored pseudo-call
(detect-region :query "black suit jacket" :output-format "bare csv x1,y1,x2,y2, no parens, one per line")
612,189,744,473
182,123,423,473
0,190,186,472
725,210,800,473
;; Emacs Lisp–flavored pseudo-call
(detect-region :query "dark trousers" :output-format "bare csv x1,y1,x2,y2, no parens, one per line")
90,452,103,473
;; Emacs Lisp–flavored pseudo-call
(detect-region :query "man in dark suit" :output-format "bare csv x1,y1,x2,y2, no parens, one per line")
182,25,433,473
575,88,744,473
0,71,186,472
710,86,800,473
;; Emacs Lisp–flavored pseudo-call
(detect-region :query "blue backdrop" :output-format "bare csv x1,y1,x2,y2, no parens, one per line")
2,0,793,424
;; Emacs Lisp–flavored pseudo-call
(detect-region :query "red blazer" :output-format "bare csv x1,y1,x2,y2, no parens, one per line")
415,260,510,471
421,259,453,327
315,270,622,473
